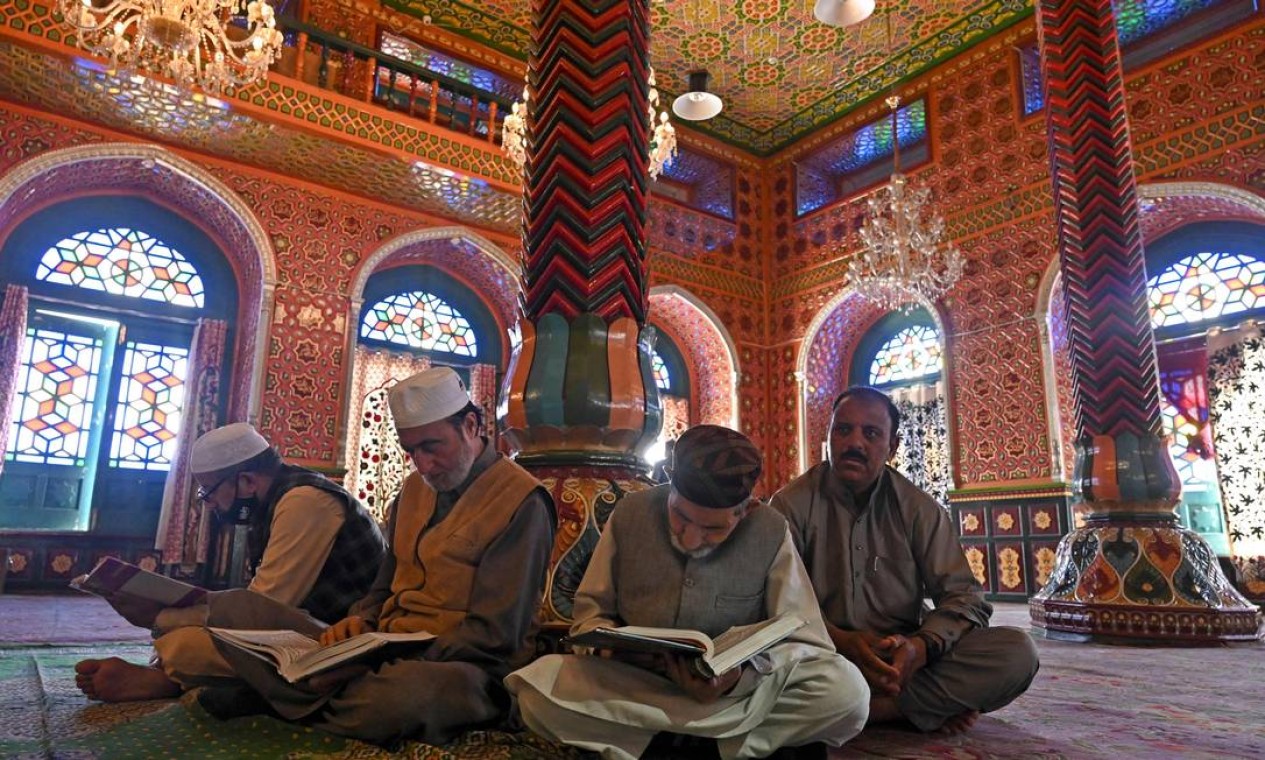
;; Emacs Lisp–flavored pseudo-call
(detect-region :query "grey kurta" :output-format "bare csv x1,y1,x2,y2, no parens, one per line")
208,440,555,746
506,485,869,760
771,464,1039,730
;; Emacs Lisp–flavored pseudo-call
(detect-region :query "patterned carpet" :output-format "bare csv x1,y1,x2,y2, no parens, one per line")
1,599,1262,759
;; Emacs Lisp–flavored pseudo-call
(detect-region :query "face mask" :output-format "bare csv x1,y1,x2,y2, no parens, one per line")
230,495,261,524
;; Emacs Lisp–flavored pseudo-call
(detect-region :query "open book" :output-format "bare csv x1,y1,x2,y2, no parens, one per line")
567,612,805,678
71,556,206,607
209,627,436,683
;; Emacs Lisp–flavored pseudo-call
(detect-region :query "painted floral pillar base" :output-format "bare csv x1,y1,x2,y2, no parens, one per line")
1030,434,1261,642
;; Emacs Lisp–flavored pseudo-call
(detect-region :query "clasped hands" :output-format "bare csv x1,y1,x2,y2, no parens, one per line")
831,627,926,697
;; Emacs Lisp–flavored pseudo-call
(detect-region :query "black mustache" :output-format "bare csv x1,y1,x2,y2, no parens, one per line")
840,451,868,462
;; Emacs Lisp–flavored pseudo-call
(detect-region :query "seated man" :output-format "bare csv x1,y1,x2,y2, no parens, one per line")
508,425,869,760
76,422,386,702
771,386,1040,736
205,367,556,747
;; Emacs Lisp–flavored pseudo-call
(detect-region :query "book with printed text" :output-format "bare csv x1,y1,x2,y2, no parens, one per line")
208,627,437,683
566,612,806,678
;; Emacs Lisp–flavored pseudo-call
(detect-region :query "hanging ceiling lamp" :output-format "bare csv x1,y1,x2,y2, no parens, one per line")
672,70,723,121
813,0,876,27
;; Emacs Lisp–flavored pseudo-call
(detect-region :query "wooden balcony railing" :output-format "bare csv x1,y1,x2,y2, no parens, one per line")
269,17,513,147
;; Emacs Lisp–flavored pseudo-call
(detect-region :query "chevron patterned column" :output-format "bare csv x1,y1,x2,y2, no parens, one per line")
1028,0,1257,642
499,0,663,628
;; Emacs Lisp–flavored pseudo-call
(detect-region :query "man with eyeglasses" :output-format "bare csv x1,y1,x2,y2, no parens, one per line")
508,425,869,760
201,367,556,747
75,422,386,703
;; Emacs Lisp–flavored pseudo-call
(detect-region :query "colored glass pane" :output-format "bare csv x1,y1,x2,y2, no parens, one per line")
797,99,928,216
652,350,671,391
360,291,479,357
1019,43,1044,116
379,32,521,102
36,228,205,308
7,327,103,466
1147,252,1265,329
1160,398,1202,474
1113,0,1224,47
869,325,942,385
109,342,189,470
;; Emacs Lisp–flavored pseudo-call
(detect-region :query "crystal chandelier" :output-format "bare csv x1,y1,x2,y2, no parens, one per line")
502,68,677,180
852,95,963,312
58,0,285,95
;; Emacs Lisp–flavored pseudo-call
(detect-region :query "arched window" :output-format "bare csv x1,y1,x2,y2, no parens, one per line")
1,197,234,534
868,325,943,386
644,330,690,470
360,290,478,357
1142,227,1265,557
348,264,503,522
1148,251,1265,330
850,308,949,508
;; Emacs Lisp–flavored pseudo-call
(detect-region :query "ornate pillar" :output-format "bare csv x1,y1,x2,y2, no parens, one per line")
500,0,661,627
1029,0,1258,641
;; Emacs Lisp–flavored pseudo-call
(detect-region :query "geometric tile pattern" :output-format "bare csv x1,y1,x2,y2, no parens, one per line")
37,228,205,308
108,341,189,470
8,327,103,466
383,0,1035,153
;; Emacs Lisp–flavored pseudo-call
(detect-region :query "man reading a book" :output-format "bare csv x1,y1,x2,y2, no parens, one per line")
203,367,556,747
75,422,386,702
507,425,869,760
771,386,1039,736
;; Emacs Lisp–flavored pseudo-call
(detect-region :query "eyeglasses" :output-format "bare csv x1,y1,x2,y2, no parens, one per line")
196,473,234,504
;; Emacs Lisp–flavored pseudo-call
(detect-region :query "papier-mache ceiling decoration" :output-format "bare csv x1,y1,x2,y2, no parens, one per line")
384,0,1033,154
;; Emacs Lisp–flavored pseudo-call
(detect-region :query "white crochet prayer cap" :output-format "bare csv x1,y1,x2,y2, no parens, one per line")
190,423,271,475
388,367,470,429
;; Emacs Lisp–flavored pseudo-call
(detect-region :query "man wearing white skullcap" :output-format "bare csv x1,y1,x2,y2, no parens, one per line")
75,423,386,703
204,367,557,747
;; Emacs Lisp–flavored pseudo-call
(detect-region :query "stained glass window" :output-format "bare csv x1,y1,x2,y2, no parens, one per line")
797,99,928,216
1160,398,1202,479
1147,252,1265,329
869,325,943,385
36,228,205,308
108,342,189,470
360,291,479,357
1113,0,1224,47
1018,43,1044,116
651,350,671,391
6,328,103,466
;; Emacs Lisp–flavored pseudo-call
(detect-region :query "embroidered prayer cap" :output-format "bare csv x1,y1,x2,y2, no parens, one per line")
190,423,271,475
670,424,763,509
388,366,471,429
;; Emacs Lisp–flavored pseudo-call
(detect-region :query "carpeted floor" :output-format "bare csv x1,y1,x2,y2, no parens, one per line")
1,596,1262,759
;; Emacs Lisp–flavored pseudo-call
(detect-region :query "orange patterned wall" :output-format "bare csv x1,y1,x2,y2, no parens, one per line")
762,17,1265,492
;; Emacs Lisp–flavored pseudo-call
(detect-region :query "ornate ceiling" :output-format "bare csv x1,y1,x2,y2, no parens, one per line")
384,0,1033,154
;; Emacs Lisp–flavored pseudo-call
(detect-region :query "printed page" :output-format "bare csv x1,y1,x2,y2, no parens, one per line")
704,613,806,676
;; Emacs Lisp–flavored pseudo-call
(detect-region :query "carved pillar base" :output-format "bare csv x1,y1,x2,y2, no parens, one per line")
528,465,653,646
1030,434,1262,643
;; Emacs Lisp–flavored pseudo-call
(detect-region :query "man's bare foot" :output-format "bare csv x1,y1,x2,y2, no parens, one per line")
935,710,980,736
865,696,904,726
74,657,181,702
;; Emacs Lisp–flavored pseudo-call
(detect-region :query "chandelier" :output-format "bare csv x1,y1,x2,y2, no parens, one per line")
58,0,285,94
852,95,963,312
502,68,677,180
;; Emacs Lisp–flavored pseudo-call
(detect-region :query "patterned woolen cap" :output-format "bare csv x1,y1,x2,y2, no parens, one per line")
670,424,763,509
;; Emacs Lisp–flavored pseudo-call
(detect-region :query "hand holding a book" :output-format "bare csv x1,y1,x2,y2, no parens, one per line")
105,590,167,630
664,654,742,704
320,615,374,646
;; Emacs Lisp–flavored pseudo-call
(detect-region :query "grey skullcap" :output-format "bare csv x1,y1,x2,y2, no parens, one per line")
670,424,763,509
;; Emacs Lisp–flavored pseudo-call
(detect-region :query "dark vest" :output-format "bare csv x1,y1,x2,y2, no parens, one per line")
248,464,386,623
607,485,787,638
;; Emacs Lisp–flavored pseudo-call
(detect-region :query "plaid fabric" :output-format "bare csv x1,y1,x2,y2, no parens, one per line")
669,425,762,508
253,465,387,623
